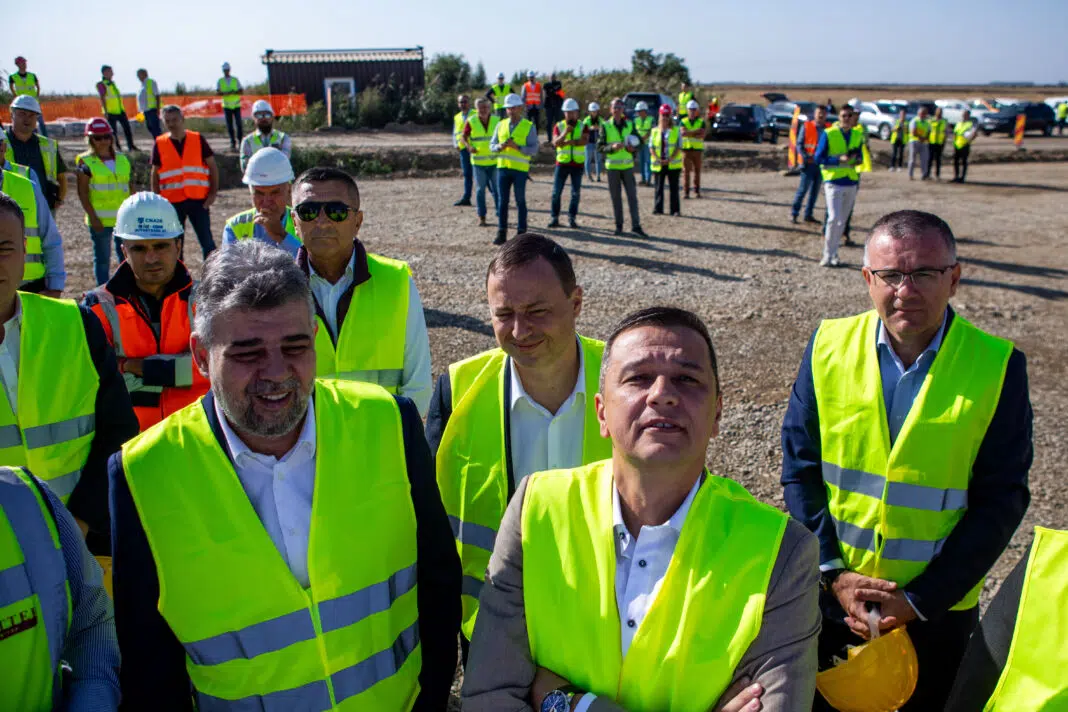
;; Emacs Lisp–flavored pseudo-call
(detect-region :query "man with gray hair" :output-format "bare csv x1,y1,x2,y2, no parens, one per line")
109,240,461,710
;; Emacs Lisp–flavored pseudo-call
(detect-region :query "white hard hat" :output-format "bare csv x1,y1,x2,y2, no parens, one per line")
562,98,580,112
252,99,274,116
686,100,700,110
588,102,600,112
504,93,524,108
222,62,231,71
114,192,184,241
10,94,41,115
242,147,294,187
636,101,649,111
625,134,641,148
496,72,505,80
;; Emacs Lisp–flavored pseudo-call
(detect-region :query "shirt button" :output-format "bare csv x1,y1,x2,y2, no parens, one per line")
627,619,636,628
638,559,647,568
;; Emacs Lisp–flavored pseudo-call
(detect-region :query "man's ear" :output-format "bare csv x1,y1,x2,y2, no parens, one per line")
190,333,211,379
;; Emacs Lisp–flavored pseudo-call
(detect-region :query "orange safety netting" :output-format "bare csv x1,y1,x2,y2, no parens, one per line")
0,94,307,123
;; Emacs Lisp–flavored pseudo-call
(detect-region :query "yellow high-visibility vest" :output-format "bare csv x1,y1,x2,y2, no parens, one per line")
77,152,131,228
467,115,500,167
218,77,241,110
954,121,975,149
681,117,706,151
5,135,58,184
633,115,653,140
489,84,508,111
554,121,586,165
101,81,123,115
1,169,45,281
909,118,930,143
602,119,635,170
495,118,534,172
453,111,470,150
820,126,865,183
650,127,683,171
929,119,947,145
11,72,39,97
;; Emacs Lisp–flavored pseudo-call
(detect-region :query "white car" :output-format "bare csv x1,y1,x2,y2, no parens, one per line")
934,99,971,126
856,100,906,141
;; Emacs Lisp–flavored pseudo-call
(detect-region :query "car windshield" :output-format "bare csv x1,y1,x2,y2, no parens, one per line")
793,102,818,114
720,106,752,118
875,102,901,113
623,96,657,114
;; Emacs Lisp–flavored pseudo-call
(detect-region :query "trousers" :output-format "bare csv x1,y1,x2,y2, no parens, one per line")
653,169,681,215
683,150,702,194
822,182,858,262
908,142,930,179
550,163,583,219
926,143,945,179
224,107,243,146
496,168,528,235
473,164,498,218
458,149,473,201
607,169,641,230
954,145,971,181
792,163,822,219
173,198,216,258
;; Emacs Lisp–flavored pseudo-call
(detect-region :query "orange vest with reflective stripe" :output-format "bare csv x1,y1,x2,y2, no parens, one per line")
156,131,210,202
802,121,821,156
524,82,542,106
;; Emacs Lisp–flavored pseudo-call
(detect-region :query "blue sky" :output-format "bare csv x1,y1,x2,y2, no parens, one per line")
9,0,1068,94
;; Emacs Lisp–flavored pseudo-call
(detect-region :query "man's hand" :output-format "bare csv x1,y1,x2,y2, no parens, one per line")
203,192,216,209
89,214,105,232
611,142,623,152
122,358,145,378
832,571,898,638
531,666,580,710
713,678,764,712
254,212,286,240
847,590,917,636
503,138,519,151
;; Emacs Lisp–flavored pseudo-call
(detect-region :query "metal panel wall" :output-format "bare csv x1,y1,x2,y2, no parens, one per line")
266,60,425,105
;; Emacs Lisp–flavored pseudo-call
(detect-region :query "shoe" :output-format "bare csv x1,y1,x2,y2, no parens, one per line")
804,216,821,224
596,176,601,182
633,227,648,237
453,199,472,207
670,211,680,217
819,256,831,267
493,233,506,245
830,256,841,267
547,218,560,228
695,191,702,199
653,210,664,215
568,218,578,228
684,193,691,199
791,215,798,224
843,236,855,246
479,216,487,227
230,143,237,151
614,227,623,236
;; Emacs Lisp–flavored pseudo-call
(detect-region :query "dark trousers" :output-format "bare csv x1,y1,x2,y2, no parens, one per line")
890,141,906,168
458,149,473,201
954,145,971,181
653,169,681,215
550,163,583,219
544,106,562,143
926,142,945,178
173,199,216,258
106,111,136,150
496,168,528,235
815,607,979,712
607,169,642,230
525,106,540,131
792,164,822,219
224,107,243,146
143,109,162,138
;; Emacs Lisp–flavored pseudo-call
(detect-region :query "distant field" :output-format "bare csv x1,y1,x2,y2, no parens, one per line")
690,84,1065,106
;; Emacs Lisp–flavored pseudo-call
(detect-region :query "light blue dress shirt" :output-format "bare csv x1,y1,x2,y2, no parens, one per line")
220,206,303,258
876,310,948,445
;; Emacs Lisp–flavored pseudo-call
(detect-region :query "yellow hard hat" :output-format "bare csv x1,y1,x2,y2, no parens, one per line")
815,626,919,712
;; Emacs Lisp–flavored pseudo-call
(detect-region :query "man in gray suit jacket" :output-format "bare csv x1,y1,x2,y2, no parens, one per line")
462,306,820,712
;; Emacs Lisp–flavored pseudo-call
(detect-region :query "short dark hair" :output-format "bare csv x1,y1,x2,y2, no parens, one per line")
0,193,25,232
865,209,957,264
486,233,577,295
600,306,719,392
294,166,361,207
101,65,112,73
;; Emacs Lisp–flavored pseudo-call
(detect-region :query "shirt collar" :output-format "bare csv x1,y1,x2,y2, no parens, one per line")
509,336,585,413
876,308,949,370
612,472,703,549
213,394,316,466
2,294,22,335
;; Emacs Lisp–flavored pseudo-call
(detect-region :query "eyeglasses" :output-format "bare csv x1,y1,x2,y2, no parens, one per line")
253,112,273,120
869,265,957,289
294,201,352,223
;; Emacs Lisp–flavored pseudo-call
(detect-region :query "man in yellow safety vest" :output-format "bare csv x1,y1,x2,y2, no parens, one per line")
490,94,538,245
218,62,243,151
453,94,474,207
461,98,501,227
600,98,646,237
9,56,47,136
5,95,68,213
239,99,292,172
487,72,513,118
136,68,163,138
952,110,978,183
96,65,138,152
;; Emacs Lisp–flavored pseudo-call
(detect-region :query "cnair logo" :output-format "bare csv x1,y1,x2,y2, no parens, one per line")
0,606,38,641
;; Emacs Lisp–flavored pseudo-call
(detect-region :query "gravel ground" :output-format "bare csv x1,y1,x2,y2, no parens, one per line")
53,161,1067,702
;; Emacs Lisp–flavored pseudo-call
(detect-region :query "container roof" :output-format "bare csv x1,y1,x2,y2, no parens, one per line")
262,48,424,64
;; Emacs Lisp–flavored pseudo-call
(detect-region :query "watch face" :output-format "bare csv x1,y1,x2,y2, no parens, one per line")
541,690,570,712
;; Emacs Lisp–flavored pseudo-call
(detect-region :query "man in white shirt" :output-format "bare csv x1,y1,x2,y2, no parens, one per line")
292,166,432,416
463,306,820,712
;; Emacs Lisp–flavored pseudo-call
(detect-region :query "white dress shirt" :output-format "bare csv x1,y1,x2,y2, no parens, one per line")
308,249,433,417
508,340,587,483
0,296,23,414
214,396,317,588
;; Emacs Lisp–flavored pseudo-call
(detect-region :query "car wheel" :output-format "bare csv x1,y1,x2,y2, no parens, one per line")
878,123,891,141
1044,124,1053,137
754,129,763,144
983,129,992,136
770,128,779,144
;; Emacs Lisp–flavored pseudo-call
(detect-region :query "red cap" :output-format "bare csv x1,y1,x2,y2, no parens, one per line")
14,56,26,64
659,104,672,115
85,117,113,136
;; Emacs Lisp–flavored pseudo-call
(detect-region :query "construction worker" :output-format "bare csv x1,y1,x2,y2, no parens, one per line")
651,104,683,216
925,107,947,180
781,209,1033,711
96,66,138,152
708,94,721,121
0,192,139,555
1,128,65,296
547,98,587,229
292,167,433,416
521,70,542,131
490,94,538,246
217,62,243,150
452,94,474,207
136,69,163,138
0,464,120,711
427,234,612,661
945,527,1068,711
83,192,209,432
463,306,820,711
633,101,654,185
908,106,931,181
151,105,218,258
791,105,827,224
952,109,978,183
681,100,706,199
1058,100,1068,135
815,104,864,267
542,72,564,144
487,72,512,118
239,99,291,172
109,240,461,710
677,80,696,119
75,118,131,286
10,56,47,136
889,108,907,171
5,95,67,212
461,98,500,227
223,147,302,257
601,98,647,237
583,102,603,182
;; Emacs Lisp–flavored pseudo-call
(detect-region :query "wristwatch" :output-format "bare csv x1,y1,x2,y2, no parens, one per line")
820,568,844,592
541,685,580,712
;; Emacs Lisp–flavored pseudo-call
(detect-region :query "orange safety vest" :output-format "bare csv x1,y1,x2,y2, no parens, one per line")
155,131,210,202
802,120,821,156
86,263,209,431
524,81,542,106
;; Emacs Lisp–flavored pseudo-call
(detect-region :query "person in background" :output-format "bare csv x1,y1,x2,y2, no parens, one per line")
889,108,907,172
791,105,826,225
239,99,291,172
677,80,696,119
1057,100,1068,135
96,66,138,152
815,104,864,267
453,94,474,207
487,72,512,118
9,56,47,136
491,94,538,245
136,69,163,139
548,98,588,229
908,106,931,181
583,102,603,182
542,72,564,144
925,107,947,180
600,98,646,237
521,71,542,132
217,62,243,151
651,104,683,217
223,147,302,257
150,105,218,259
952,110,978,183
707,94,721,122
76,118,131,285
5,95,68,212
681,100,706,199
462,98,500,227
826,98,836,113
633,101,653,186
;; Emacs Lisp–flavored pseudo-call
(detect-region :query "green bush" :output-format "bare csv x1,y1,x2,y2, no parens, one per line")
356,86,392,128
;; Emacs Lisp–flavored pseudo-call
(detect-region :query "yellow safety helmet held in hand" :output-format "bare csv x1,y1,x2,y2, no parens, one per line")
816,615,919,712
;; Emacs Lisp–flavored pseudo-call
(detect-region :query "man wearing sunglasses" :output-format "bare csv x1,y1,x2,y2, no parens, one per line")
781,210,1033,711
292,167,433,416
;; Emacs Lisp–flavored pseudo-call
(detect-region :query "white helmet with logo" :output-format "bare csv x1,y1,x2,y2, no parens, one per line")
504,93,524,109
114,192,184,241
562,98,580,112
252,99,274,116
10,94,42,115
243,147,294,187
636,101,649,112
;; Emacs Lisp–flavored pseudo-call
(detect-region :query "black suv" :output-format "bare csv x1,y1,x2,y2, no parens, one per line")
980,102,1057,136
709,104,778,143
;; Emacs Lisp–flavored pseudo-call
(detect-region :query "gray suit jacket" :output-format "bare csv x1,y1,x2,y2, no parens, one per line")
461,476,821,712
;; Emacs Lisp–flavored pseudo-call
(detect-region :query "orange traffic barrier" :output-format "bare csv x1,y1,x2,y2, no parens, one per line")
1,94,307,123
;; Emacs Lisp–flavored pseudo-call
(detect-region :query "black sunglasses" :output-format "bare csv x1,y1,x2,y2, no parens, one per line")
294,201,352,223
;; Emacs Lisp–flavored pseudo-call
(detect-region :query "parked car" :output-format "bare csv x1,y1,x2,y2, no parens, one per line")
766,100,824,132
934,99,971,125
621,92,675,120
979,102,1057,136
708,103,778,143
762,92,789,104
904,100,938,121
857,101,906,140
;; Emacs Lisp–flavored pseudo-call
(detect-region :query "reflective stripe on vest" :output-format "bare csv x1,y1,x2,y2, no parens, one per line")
954,121,975,149
1,170,44,281
11,73,38,97
467,115,500,167
802,121,821,155
523,82,541,105
554,121,586,165
121,380,421,709
437,336,611,639
523,462,786,711
79,153,131,228
812,310,1012,610
453,112,470,149
982,526,1068,711
249,130,285,151
495,118,534,172
0,466,71,712
102,81,123,115
820,126,865,183
156,131,210,201
314,253,409,393
650,127,682,172
681,117,706,151
909,118,930,142
218,77,241,109
602,119,635,170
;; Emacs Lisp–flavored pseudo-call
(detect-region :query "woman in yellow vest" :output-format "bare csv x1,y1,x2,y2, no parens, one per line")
76,118,131,285
926,107,948,180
